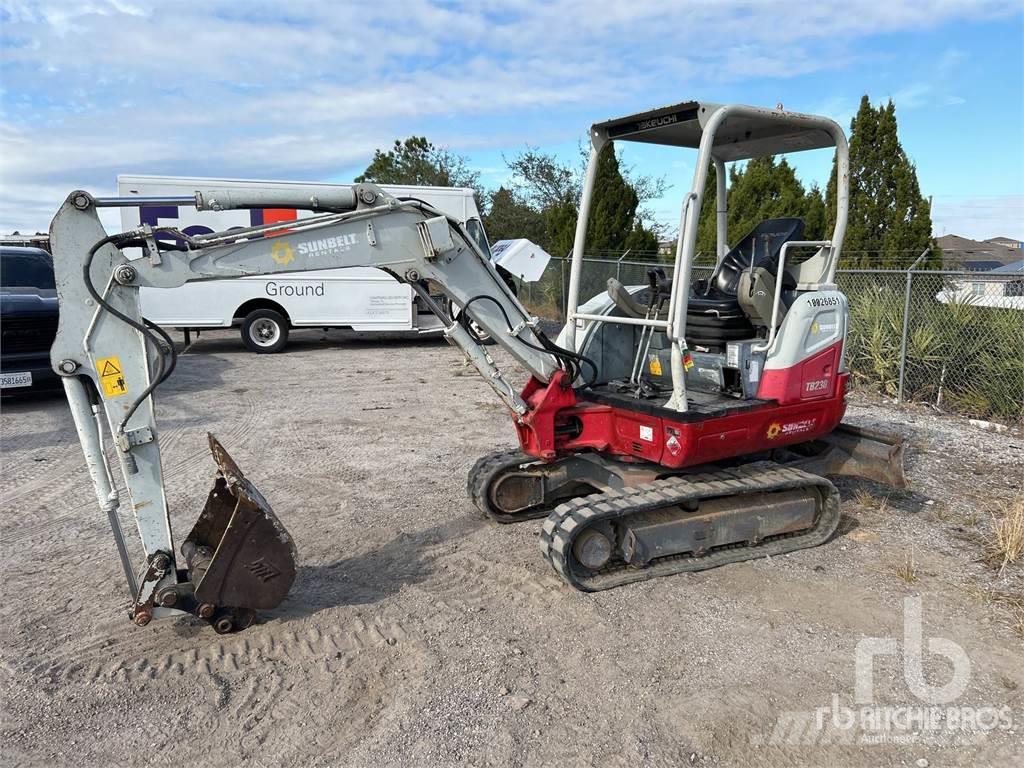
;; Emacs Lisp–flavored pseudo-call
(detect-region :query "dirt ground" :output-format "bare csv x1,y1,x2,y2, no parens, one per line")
1,328,1022,768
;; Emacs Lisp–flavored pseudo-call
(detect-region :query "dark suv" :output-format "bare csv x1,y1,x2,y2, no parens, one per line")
1,246,60,393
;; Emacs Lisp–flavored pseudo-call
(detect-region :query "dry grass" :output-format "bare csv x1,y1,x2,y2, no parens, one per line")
976,588,1024,640
894,550,918,583
986,495,1024,574
853,488,890,514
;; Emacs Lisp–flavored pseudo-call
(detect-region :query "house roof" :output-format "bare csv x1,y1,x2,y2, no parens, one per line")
963,260,1003,272
937,234,1021,268
990,259,1024,274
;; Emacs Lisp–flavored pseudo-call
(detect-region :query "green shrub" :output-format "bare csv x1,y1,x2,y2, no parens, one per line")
843,275,1024,423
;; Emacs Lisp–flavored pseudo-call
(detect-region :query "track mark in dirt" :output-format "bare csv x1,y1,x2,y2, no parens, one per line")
0,392,260,546
23,617,409,683
412,550,568,615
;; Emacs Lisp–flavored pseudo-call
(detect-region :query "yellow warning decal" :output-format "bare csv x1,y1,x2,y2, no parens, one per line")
96,356,128,398
648,354,663,377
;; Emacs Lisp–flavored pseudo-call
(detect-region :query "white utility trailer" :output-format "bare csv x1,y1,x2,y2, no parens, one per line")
117,175,551,352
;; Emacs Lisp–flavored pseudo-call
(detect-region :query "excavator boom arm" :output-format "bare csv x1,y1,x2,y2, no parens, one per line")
47,184,566,630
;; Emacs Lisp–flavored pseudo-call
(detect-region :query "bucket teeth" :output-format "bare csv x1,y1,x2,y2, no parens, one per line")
181,435,297,612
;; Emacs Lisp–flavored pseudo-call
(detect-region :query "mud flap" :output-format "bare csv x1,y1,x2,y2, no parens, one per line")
793,423,908,489
181,434,297,611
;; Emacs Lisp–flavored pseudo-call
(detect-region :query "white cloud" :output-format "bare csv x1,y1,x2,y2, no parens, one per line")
891,83,933,109
0,0,1019,232
931,195,1024,240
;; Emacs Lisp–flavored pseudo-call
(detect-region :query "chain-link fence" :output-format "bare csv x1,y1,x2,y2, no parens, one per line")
518,255,1024,423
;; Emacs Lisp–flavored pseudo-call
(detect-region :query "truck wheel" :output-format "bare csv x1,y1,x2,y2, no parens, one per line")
241,309,289,353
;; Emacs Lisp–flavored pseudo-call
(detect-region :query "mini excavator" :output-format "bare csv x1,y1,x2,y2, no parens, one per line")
49,101,905,630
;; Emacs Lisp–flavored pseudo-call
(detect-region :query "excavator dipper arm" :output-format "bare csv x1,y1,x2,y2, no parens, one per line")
47,184,569,630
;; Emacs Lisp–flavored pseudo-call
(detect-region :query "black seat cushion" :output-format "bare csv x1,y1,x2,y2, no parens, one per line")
642,218,805,349
648,217,804,307
687,293,743,314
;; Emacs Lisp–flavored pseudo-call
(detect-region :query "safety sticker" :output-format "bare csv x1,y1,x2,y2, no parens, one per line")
648,354,663,376
96,356,128,398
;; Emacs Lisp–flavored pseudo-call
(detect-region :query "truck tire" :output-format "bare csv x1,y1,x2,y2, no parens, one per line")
241,309,289,353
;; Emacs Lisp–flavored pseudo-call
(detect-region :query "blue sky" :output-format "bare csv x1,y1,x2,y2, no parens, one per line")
1,1,1021,240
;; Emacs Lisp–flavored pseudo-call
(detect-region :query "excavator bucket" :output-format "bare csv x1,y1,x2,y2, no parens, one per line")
794,423,908,489
181,435,297,613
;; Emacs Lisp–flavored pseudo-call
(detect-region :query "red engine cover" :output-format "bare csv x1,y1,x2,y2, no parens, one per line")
757,340,843,403
514,370,849,470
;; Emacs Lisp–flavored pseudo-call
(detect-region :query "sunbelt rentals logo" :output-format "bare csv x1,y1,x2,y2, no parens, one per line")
270,242,295,265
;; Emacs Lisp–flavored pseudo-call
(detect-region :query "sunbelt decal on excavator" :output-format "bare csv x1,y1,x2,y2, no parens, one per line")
270,242,294,265
295,233,358,257
267,233,358,266
766,418,817,440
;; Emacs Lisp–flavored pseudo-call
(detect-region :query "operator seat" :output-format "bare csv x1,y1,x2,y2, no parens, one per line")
651,217,804,348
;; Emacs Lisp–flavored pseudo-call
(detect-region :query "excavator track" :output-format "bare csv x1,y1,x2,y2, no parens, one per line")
539,465,840,591
467,448,546,523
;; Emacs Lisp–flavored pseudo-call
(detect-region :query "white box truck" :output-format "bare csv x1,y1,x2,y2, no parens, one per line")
117,175,551,352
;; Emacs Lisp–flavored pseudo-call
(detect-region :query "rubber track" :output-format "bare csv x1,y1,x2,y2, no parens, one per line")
538,465,840,591
467,448,546,523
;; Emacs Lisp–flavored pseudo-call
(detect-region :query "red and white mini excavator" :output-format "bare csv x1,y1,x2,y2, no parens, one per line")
49,101,905,630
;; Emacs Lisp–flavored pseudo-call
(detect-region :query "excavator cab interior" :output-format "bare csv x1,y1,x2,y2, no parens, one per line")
588,216,813,402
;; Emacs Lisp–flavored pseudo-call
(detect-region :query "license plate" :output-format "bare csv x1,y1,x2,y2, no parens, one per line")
0,371,33,389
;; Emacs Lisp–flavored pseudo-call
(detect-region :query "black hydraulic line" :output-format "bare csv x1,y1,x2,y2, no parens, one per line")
83,232,180,435
458,294,598,386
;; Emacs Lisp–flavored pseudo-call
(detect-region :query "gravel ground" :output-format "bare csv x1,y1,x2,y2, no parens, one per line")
1,328,1022,768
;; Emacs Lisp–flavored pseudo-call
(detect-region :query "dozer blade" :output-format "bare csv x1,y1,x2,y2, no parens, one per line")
181,434,297,611
795,423,908,489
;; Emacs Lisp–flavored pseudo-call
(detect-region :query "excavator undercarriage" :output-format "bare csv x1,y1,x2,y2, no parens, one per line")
469,423,904,591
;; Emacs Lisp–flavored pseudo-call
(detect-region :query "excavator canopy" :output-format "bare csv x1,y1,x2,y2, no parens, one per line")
592,100,837,160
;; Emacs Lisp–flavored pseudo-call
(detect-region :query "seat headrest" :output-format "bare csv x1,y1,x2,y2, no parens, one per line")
712,217,805,296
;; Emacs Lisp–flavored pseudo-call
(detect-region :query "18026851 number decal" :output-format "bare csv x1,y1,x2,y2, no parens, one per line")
808,296,840,308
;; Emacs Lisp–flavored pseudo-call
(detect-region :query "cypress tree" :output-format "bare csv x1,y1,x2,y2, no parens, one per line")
694,163,720,260
623,220,659,254
803,184,827,241
826,96,936,267
696,157,820,256
586,145,642,255
543,192,579,258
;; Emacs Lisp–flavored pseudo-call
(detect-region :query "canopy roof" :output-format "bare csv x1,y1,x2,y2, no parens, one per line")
592,101,839,162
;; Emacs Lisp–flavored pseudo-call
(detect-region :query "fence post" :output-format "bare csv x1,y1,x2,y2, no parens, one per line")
896,248,931,403
560,256,566,321
615,250,631,282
